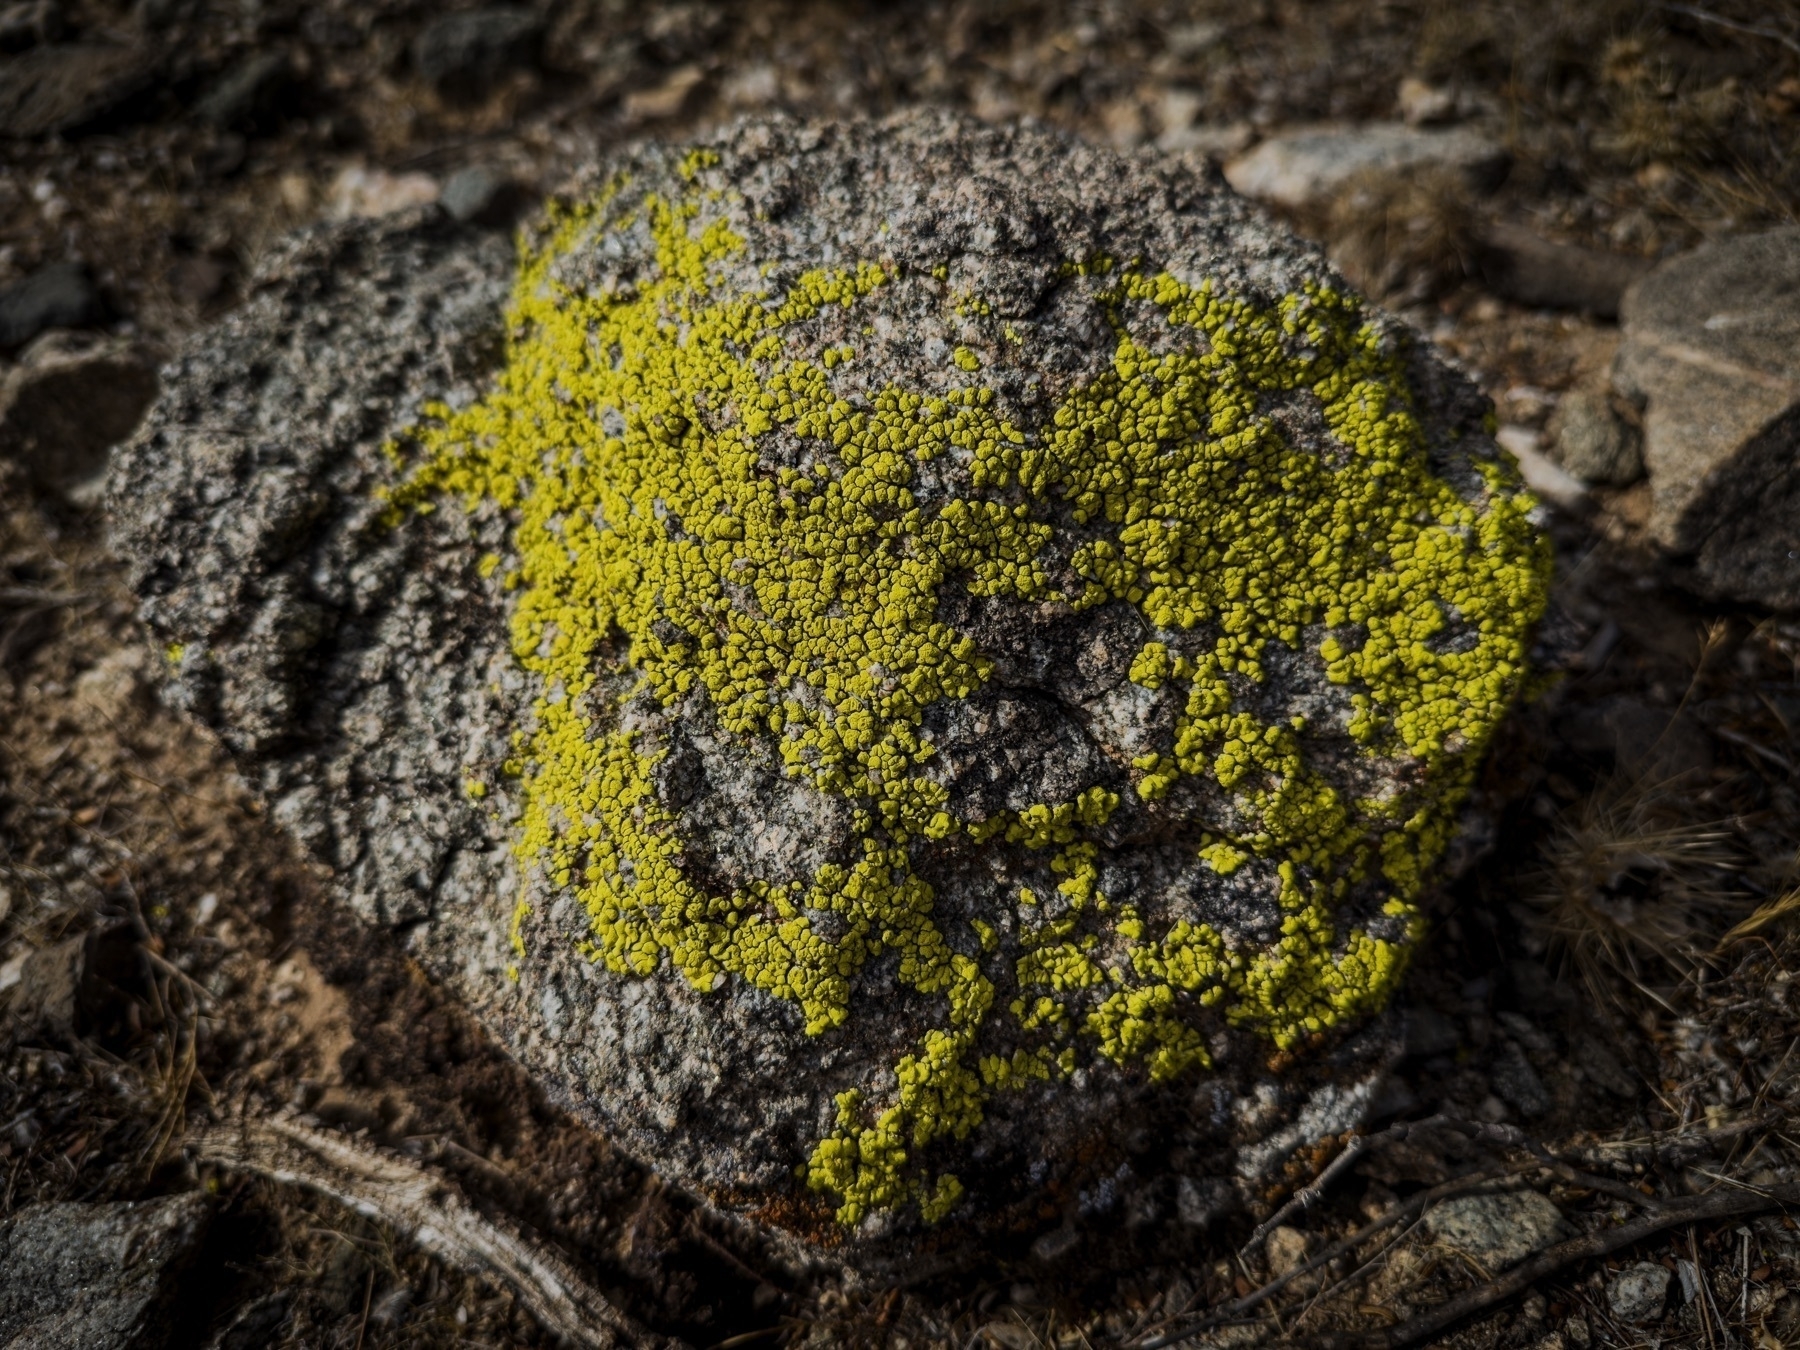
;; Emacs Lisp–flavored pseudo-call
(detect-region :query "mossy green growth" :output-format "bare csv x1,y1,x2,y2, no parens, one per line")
386,173,1549,1228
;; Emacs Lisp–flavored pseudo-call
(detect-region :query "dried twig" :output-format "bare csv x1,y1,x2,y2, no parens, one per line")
190,1116,676,1350
1241,1135,1368,1257
1313,1182,1800,1350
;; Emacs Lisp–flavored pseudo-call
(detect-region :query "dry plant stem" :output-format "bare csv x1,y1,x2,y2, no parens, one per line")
190,1116,676,1350
1313,1182,1800,1350
1241,1136,1369,1256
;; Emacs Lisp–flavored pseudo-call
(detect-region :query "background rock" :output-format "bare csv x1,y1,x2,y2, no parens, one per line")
1223,123,1509,213
111,112,1544,1267
0,262,107,352
1613,226,1800,610
0,1194,211,1349
0,332,158,499
1549,383,1641,486
411,7,543,102
1607,1261,1672,1323
1422,1190,1569,1270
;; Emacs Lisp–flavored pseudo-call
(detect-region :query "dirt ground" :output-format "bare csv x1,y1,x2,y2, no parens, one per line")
3,1,1800,1347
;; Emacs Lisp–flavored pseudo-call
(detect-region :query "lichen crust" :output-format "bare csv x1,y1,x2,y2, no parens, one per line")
384,150,1550,1229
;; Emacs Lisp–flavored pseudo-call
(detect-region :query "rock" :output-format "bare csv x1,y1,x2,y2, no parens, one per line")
0,0,64,54
1265,1225,1310,1277
1224,123,1509,213
1497,425,1589,513
327,165,440,220
440,165,527,227
110,112,1549,1267
194,50,300,134
1613,227,1800,610
0,1194,211,1348
0,41,162,137
1490,1038,1551,1117
1176,1175,1235,1228
1549,384,1641,486
1423,1190,1569,1270
1606,1261,1671,1323
0,332,158,499
1477,223,1651,319
0,262,107,352
1396,78,1457,126
411,7,542,101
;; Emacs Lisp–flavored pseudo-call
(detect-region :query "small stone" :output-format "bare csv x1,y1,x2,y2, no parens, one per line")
0,0,64,54
1265,1225,1309,1277
1572,1033,1637,1099
1423,1190,1569,1270
193,50,300,133
1030,1225,1080,1262
1549,384,1641,486
1177,1176,1235,1228
0,332,158,498
1224,122,1509,212
1607,1261,1672,1323
1396,78,1456,126
1490,1039,1552,1117
0,261,106,351
411,7,542,101
621,64,707,122
1497,424,1589,513
327,165,440,220
1613,226,1800,610
0,1195,210,1349
440,165,526,227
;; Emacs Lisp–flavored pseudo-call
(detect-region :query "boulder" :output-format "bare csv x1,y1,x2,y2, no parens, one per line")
1223,123,1510,213
110,112,1549,1265
411,7,542,102
1614,227,1800,610
0,1195,211,1349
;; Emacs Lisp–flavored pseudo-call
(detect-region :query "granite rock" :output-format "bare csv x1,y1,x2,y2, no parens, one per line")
1423,1190,1569,1270
1614,226,1800,610
110,112,1546,1266
0,1195,210,1349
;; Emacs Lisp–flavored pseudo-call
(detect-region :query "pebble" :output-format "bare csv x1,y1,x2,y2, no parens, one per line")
1607,1261,1672,1323
1549,384,1642,486
327,165,440,220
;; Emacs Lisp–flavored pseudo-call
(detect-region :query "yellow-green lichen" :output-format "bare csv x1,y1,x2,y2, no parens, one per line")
386,167,1549,1229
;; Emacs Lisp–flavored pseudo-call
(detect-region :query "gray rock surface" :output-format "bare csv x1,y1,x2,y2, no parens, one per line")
0,1194,210,1349
1607,1261,1672,1323
110,111,1544,1264
1422,1190,1569,1270
1223,123,1509,212
1614,226,1800,610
